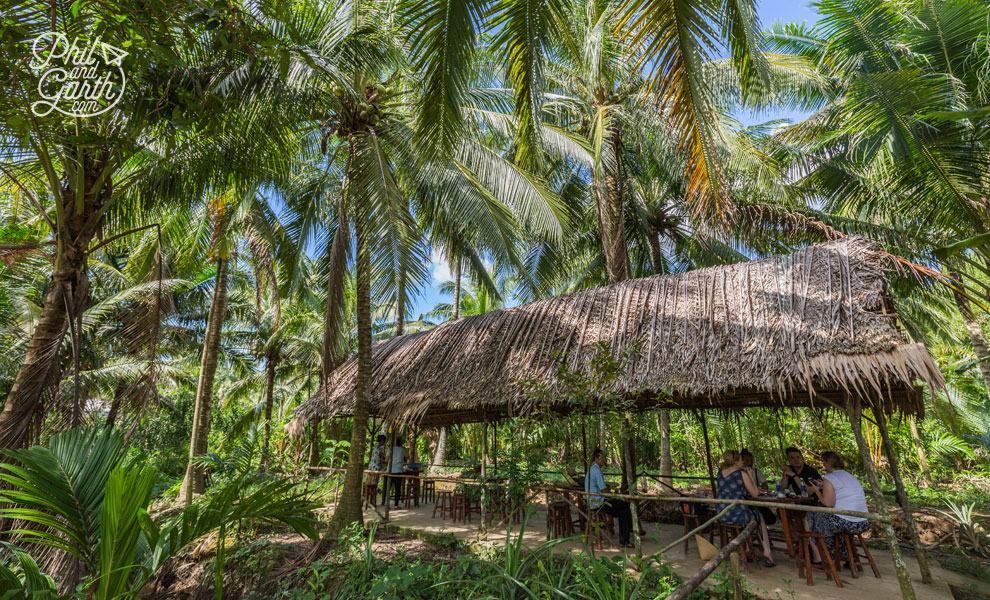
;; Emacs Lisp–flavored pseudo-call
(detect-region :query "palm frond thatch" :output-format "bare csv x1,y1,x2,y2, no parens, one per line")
295,237,943,426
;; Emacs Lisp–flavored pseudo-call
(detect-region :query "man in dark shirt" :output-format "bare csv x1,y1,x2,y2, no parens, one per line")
778,447,822,494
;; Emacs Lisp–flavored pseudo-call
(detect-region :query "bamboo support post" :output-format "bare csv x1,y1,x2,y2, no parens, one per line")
874,405,933,584
622,414,643,560
698,411,717,494
665,520,758,600
481,417,488,534
729,552,742,600
384,427,396,523
846,395,915,600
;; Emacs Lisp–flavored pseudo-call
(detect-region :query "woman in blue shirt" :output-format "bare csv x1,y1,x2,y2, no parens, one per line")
717,449,776,567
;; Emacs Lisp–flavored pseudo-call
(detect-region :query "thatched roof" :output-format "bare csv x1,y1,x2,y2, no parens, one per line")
294,237,943,427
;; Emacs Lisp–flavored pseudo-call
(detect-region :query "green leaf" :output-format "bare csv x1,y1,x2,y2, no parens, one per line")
933,234,990,261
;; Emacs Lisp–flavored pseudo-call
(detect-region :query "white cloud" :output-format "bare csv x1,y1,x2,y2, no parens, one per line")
429,249,452,284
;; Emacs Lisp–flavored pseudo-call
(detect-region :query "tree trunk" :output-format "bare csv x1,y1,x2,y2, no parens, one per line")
261,356,276,465
646,234,674,489
596,126,631,285
622,414,642,559
0,182,102,450
396,265,406,336
949,272,990,398
327,208,370,535
908,416,931,486
874,406,933,584
659,410,673,489
452,256,461,319
181,257,229,505
846,396,916,600
432,258,459,470
308,418,322,467
434,426,447,467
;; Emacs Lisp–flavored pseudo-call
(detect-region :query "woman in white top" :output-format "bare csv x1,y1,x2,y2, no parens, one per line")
804,451,871,561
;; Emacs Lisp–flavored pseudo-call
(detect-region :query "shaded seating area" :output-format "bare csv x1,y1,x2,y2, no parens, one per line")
292,238,945,600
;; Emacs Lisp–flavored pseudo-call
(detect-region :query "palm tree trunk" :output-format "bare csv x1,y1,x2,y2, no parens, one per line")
261,356,276,465
658,410,672,488
181,257,229,505
908,415,931,486
949,272,990,398
327,209,370,535
396,264,406,336
433,426,447,467
452,256,461,319
434,257,460,466
308,418,322,467
0,183,100,450
647,231,673,488
597,126,631,285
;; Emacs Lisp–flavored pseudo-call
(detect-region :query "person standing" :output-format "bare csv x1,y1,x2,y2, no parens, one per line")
387,437,408,508
778,446,822,495
367,434,388,507
585,448,633,548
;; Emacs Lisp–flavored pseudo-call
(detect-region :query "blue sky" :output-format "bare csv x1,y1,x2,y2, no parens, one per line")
409,0,824,320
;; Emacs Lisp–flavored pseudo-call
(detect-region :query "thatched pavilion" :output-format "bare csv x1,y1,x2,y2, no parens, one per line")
294,236,943,600
296,237,942,423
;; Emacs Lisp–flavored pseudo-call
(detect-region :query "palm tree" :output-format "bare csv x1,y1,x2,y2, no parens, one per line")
765,0,990,391
0,0,304,450
261,0,570,533
401,0,770,241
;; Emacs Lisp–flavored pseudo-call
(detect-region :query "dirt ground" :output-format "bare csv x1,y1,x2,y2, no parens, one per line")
143,500,990,600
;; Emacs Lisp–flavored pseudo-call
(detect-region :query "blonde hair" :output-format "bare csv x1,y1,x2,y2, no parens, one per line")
720,450,741,470
821,451,845,470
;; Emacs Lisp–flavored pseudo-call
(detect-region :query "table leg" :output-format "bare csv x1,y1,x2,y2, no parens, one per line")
545,489,552,541
779,507,796,559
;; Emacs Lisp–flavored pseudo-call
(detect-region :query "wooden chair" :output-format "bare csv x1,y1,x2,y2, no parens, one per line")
433,490,453,519
549,502,575,538
718,523,755,571
681,502,715,554
797,530,843,587
584,508,614,550
833,532,881,579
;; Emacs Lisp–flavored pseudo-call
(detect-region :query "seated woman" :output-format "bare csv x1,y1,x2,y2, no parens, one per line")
716,450,776,567
804,451,871,561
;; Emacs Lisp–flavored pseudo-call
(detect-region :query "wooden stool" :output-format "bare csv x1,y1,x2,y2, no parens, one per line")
403,477,420,509
433,490,453,519
798,531,842,587
549,502,574,538
422,479,436,504
681,503,714,554
485,494,508,527
362,481,377,508
833,532,881,579
584,508,614,549
718,523,755,570
452,493,472,523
